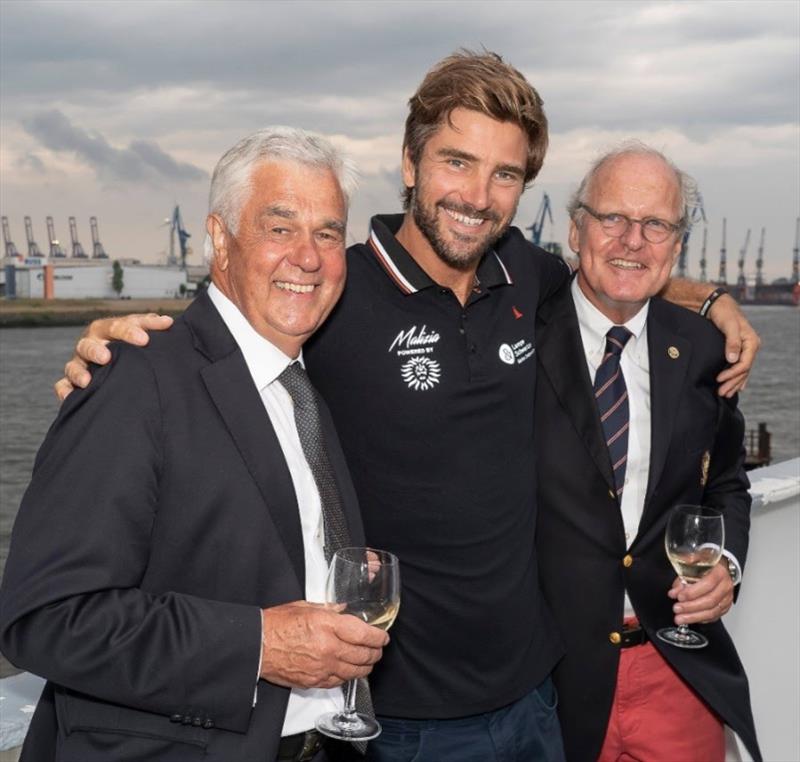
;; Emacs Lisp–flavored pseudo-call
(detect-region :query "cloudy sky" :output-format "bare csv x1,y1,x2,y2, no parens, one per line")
1,0,798,280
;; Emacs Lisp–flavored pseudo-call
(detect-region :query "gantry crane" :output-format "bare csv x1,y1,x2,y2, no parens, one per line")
736,228,751,290
24,216,43,258
717,218,727,285
755,228,765,288
90,216,108,258
527,193,553,246
46,216,66,258
699,226,709,282
167,205,191,269
2,216,20,259
69,216,87,258
525,193,562,256
677,195,706,279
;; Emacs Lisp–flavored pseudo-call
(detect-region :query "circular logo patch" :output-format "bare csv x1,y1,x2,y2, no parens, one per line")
498,343,516,365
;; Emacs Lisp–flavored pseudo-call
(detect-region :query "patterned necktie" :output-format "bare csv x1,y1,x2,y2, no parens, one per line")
278,362,373,751
278,362,350,562
593,326,633,500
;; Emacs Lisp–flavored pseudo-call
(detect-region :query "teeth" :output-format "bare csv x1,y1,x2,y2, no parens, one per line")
444,208,483,227
275,281,315,293
610,259,644,270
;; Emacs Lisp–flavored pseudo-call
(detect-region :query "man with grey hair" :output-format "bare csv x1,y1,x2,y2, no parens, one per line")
0,126,387,762
534,142,761,761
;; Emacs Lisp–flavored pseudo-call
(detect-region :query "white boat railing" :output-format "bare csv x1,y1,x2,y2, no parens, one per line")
1,459,799,758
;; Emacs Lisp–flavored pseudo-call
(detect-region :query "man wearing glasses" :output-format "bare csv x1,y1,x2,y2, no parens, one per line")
534,141,760,762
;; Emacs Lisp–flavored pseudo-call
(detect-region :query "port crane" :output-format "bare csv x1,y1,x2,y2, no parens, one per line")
792,217,799,285
69,216,87,258
527,193,553,246
46,216,66,258
24,216,43,258
736,228,751,290
167,205,191,269
525,193,562,256
89,216,109,259
2,216,20,259
755,228,765,288
677,195,706,279
699,226,709,282
717,218,727,284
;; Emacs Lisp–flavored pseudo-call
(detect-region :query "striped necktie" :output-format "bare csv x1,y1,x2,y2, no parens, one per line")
593,326,633,499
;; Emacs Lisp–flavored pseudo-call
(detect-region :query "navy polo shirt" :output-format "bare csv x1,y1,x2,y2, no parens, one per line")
305,214,570,719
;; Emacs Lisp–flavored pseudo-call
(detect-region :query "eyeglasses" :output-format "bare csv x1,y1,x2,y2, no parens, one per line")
578,203,683,244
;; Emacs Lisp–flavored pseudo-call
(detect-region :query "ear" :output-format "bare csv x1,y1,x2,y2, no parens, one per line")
401,147,416,191
207,214,229,272
671,233,683,266
568,218,581,255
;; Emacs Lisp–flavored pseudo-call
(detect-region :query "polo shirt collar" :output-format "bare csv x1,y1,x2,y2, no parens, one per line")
367,214,513,295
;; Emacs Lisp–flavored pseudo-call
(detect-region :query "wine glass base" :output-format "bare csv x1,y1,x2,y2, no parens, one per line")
656,626,708,649
316,711,382,741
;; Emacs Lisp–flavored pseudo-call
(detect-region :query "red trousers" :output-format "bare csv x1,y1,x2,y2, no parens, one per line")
598,638,724,762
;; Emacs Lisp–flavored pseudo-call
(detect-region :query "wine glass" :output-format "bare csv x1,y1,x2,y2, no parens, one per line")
656,504,724,649
316,547,400,741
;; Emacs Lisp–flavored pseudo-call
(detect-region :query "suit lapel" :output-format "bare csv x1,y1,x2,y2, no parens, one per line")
537,285,616,492
185,293,306,588
642,299,691,524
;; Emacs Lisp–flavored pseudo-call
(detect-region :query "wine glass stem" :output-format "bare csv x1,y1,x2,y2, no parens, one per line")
342,678,358,718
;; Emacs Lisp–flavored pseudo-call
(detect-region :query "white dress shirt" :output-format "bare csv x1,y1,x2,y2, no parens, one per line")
571,279,740,617
208,284,343,735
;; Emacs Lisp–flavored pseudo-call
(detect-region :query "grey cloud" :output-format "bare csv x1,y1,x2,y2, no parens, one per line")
23,110,206,183
15,152,46,173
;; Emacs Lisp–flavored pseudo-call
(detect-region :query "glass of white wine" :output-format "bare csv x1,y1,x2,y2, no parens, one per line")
315,547,400,741
657,504,724,650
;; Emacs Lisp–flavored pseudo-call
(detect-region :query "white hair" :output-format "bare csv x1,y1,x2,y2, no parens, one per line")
203,126,359,263
567,139,700,234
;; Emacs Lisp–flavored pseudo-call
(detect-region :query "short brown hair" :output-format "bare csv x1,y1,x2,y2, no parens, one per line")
402,49,548,208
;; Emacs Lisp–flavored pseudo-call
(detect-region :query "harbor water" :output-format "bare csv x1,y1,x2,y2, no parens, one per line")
1,305,799,577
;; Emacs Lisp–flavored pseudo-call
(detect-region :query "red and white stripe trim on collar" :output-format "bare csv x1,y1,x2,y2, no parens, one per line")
368,228,418,294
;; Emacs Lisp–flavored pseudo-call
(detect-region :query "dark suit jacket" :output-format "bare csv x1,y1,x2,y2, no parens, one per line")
534,284,761,762
0,291,364,762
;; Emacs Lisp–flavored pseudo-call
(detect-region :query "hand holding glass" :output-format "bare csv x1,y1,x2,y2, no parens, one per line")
315,547,400,741
656,504,724,649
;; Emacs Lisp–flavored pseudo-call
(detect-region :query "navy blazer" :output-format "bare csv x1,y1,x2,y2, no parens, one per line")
0,291,364,761
534,284,761,762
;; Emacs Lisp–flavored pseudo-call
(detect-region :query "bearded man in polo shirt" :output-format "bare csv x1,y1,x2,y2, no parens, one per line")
54,51,761,762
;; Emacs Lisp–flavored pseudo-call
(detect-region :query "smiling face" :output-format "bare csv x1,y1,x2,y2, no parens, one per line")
208,160,347,358
569,153,683,324
400,107,528,274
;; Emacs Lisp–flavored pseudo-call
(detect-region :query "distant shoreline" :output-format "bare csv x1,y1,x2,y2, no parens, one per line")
0,298,189,328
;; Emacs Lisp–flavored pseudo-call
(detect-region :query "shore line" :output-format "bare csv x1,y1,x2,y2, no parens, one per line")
0,299,189,328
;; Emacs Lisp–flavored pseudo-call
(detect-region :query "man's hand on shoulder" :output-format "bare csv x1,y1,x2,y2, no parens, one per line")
259,601,389,690
706,293,761,398
54,313,174,401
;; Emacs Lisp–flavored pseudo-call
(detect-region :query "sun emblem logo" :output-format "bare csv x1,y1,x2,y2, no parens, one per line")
400,356,441,391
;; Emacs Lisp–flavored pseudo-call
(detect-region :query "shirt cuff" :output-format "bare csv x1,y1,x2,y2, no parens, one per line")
254,612,264,706
722,549,742,585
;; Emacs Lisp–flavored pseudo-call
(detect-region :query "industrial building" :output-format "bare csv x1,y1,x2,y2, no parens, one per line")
1,210,206,300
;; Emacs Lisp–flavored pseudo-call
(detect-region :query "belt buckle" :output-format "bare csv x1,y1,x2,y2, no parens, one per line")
298,730,323,762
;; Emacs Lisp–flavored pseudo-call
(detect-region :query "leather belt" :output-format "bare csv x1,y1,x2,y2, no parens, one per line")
620,624,648,648
276,729,325,762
